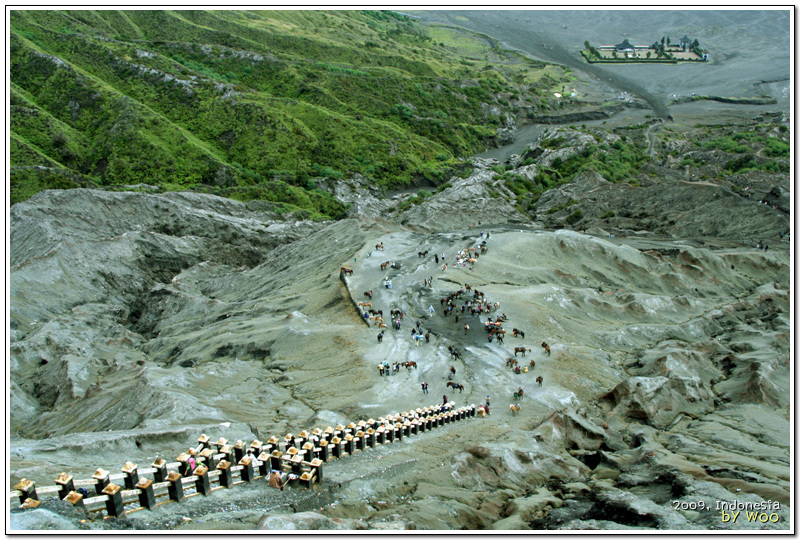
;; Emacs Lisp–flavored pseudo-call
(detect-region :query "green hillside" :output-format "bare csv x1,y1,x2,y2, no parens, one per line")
9,9,570,217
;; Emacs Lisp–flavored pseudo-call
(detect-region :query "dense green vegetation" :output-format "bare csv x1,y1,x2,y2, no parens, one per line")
10,9,569,216
527,134,647,194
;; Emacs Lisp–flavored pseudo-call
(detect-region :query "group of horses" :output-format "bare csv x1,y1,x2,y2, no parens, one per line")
506,356,535,376
350,235,553,419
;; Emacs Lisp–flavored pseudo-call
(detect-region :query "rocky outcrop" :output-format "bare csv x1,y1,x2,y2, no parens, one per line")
258,512,368,530
397,161,529,231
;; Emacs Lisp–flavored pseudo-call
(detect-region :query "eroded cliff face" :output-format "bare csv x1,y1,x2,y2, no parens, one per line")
9,153,790,530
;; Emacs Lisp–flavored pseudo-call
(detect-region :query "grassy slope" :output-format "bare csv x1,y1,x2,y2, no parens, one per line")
10,9,570,216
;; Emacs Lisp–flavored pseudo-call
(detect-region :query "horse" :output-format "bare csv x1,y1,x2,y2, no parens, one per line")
450,365,456,376
508,358,518,369
509,403,521,416
536,375,543,386
403,361,417,370
514,388,524,400
341,267,353,276
450,349,461,360
512,329,525,339
418,250,429,258
376,243,384,250
358,302,371,308
530,359,536,370
541,342,551,356
364,290,373,299
514,347,531,357
380,261,390,271
446,382,464,393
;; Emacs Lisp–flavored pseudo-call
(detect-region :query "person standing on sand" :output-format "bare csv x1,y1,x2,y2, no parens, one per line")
422,382,429,394
377,331,384,343
443,394,448,406
464,323,470,334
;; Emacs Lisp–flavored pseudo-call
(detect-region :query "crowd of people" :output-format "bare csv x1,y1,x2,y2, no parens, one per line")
363,233,533,414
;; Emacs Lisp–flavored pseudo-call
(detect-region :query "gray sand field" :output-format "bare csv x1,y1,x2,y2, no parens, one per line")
422,9,790,115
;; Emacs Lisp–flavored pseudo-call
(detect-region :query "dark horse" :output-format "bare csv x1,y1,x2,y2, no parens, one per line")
514,347,531,357
541,342,551,356
512,328,525,338
418,250,429,258
446,382,464,392
341,267,353,276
